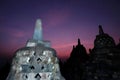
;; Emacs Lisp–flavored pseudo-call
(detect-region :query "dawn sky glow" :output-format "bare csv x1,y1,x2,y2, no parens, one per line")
0,0,120,59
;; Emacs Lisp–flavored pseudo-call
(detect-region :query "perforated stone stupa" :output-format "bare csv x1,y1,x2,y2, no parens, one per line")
6,19,65,80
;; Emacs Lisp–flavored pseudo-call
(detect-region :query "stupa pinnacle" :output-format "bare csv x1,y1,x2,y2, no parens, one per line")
26,19,50,47
33,19,42,41
78,38,81,45
99,25,104,34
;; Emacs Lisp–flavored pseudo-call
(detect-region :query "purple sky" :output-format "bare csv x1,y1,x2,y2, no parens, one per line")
0,0,120,59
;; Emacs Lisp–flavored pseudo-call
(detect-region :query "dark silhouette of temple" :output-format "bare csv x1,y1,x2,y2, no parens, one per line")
59,38,89,80
60,25,120,80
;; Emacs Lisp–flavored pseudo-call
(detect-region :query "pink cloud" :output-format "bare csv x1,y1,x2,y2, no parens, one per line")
52,42,75,58
0,27,30,38
53,42,76,49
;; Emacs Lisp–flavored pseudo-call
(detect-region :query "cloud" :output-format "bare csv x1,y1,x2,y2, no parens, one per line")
53,42,76,49
52,42,76,58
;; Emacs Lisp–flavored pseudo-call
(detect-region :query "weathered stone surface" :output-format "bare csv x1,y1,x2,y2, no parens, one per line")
7,45,64,80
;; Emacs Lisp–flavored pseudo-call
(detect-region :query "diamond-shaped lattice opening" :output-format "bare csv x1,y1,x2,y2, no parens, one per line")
37,58,42,62
41,66,44,70
35,73,41,79
29,65,35,70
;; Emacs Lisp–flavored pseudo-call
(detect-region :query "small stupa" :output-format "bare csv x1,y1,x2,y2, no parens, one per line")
6,19,65,80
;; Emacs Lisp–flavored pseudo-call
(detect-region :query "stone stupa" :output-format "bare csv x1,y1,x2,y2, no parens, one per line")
6,19,65,80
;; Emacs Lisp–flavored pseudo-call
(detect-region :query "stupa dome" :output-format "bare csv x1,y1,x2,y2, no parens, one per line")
94,25,115,48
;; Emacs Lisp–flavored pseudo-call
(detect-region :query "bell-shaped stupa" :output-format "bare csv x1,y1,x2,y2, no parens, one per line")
6,19,65,80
